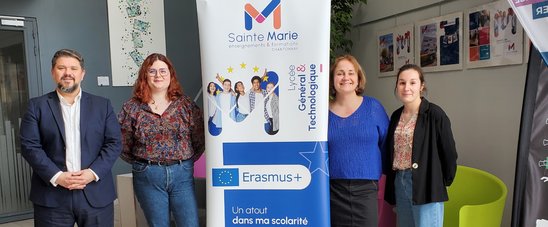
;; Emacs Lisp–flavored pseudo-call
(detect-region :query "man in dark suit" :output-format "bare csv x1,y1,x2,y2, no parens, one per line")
20,49,121,227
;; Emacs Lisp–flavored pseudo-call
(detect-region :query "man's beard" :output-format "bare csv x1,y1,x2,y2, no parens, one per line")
57,82,79,93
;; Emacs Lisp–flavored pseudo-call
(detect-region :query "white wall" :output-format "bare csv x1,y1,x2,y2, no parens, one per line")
350,1,527,226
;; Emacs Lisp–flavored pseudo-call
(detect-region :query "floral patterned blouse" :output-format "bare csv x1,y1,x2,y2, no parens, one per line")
392,114,417,170
118,96,205,163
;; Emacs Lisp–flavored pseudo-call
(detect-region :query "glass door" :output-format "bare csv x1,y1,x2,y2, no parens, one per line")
0,15,41,223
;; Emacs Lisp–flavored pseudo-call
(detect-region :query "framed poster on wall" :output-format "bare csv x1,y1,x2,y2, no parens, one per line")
107,0,166,86
465,1,523,68
377,24,414,77
415,12,463,72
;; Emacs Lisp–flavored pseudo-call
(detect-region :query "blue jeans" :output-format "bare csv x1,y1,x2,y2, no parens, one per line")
132,159,199,227
235,111,248,122
395,170,444,227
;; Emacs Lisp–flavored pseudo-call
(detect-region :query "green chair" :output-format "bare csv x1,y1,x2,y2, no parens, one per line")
444,165,507,227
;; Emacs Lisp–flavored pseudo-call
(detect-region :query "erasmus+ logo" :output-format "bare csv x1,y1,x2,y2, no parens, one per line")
244,0,281,30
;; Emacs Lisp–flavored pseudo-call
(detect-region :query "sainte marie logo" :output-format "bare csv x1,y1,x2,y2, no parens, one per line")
244,0,281,30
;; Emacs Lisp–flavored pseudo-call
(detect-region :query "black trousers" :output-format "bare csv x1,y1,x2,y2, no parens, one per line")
33,190,114,227
330,179,378,227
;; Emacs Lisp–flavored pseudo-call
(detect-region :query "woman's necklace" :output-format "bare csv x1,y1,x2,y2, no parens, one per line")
150,99,170,110
151,100,159,110
401,111,418,125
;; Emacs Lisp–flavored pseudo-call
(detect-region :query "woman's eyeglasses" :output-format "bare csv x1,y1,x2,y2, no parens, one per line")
148,68,169,77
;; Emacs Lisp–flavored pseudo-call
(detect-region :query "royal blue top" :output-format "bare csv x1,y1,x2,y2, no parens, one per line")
328,96,389,180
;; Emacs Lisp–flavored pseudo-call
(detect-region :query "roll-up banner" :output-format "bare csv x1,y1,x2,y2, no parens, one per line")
509,1,548,226
507,0,548,65
196,1,331,226
513,47,548,227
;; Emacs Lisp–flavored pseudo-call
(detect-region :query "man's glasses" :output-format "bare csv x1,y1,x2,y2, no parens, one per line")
148,68,169,77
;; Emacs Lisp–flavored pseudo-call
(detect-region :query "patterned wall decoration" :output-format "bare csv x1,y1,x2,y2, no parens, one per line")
107,0,166,86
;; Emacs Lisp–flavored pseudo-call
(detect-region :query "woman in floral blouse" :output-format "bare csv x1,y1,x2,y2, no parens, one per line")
118,53,205,227
384,64,457,227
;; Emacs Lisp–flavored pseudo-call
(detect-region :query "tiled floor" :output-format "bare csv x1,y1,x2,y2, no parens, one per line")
0,200,121,227
0,219,33,227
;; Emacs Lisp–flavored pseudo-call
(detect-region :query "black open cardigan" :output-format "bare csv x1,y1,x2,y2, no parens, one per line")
384,98,458,205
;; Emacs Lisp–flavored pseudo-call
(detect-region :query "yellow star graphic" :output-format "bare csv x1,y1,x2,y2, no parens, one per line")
227,66,234,73
262,74,269,81
253,66,259,73
240,62,247,69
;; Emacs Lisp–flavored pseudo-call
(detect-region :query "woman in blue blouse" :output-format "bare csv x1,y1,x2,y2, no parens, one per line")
118,53,205,227
328,54,389,227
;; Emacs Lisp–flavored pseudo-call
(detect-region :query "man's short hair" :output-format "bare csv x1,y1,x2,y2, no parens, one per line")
51,49,84,69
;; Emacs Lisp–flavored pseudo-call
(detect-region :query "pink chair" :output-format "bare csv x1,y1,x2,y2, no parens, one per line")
378,174,397,227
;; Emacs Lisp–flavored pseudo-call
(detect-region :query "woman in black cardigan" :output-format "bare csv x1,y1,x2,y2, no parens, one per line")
384,64,458,227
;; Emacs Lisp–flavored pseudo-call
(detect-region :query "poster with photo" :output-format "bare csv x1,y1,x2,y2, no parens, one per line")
415,12,463,72
377,24,414,76
465,1,523,68
378,33,394,75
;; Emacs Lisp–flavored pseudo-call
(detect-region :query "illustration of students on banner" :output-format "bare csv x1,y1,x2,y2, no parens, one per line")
216,74,237,122
264,81,279,135
207,81,222,136
249,70,268,113
208,69,282,135
234,81,250,122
